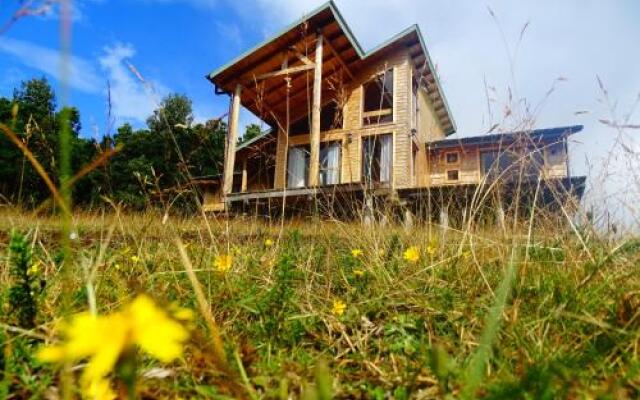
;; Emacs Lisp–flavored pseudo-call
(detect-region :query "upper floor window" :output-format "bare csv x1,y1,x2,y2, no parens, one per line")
362,69,394,126
445,151,459,164
412,76,419,130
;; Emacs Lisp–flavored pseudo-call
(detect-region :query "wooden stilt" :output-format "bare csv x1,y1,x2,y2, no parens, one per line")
308,33,323,187
223,84,242,196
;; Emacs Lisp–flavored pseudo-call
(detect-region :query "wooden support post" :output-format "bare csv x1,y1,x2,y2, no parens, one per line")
223,84,242,196
241,158,248,193
308,33,323,187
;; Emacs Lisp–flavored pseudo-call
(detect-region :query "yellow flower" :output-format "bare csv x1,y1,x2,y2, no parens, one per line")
214,254,232,272
264,238,274,247
128,295,189,362
27,261,41,276
351,248,363,258
85,377,116,400
37,295,190,398
114,263,121,271
331,299,346,316
130,255,141,264
462,250,472,259
353,269,365,277
403,246,420,263
426,244,437,256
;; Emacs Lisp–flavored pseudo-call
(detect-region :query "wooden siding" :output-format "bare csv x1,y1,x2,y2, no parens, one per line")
427,143,570,187
272,47,422,190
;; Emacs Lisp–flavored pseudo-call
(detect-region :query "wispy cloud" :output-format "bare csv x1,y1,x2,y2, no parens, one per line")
98,43,170,124
0,36,101,93
215,21,242,48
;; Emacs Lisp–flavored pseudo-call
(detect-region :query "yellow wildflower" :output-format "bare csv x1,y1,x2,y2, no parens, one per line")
426,244,437,256
331,299,347,316
264,238,274,247
85,377,116,400
214,254,232,272
351,248,363,258
353,269,365,277
403,246,420,263
130,255,141,264
37,295,190,398
27,261,40,276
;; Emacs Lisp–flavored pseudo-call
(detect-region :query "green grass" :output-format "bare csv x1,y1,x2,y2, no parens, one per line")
1,210,639,399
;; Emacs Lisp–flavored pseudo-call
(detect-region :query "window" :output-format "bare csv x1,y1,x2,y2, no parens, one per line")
319,141,341,185
362,69,394,125
445,151,459,164
287,145,309,188
412,76,419,130
480,150,517,179
446,170,459,181
362,134,393,185
545,142,565,165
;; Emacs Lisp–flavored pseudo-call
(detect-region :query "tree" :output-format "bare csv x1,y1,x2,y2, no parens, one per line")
240,123,263,144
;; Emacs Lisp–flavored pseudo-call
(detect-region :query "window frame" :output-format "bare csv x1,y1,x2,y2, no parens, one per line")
445,169,460,182
361,133,394,186
319,140,342,186
444,151,460,165
361,68,395,127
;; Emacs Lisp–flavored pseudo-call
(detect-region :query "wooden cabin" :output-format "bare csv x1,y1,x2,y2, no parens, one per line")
201,1,585,216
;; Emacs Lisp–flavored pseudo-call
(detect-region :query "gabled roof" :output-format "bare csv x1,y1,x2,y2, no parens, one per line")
428,125,583,150
207,1,456,135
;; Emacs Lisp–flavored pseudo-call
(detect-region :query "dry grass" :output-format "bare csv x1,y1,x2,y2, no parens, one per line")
1,207,639,399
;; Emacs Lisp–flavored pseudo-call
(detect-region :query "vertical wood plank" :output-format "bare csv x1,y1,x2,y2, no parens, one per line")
308,34,323,187
241,158,248,192
223,84,242,195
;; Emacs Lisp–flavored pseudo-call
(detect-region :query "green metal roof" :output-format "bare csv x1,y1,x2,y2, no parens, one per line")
236,129,274,151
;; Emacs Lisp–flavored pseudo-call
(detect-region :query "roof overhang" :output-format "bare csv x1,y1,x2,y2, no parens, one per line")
207,1,456,135
428,125,583,150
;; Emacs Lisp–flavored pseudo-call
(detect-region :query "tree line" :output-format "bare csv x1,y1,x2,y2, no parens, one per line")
0,77,261,211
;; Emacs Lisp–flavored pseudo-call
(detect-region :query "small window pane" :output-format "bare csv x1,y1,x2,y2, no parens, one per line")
447,170,459,181
446,152,459,164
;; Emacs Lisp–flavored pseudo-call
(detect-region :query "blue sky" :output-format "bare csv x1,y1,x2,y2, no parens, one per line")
1,0,639,224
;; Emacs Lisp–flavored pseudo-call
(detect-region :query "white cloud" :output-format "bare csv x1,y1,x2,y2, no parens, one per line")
98,43,170,124
0,36,101,93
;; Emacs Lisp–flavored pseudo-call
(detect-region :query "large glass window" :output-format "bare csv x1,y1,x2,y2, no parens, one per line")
362,69,394,125
362,134,393,185
319,141,341,185
480,150,518,179
287,145,309,188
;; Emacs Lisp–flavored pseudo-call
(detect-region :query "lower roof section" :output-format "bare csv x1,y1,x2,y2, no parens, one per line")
429,125,583,150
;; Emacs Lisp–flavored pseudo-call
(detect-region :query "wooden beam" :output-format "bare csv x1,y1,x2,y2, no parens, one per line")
254,63,315,81
308,34,323,187
243,32,354,109
223,84,242,196
241,158,248,192
289,45,314,66
323,36,354,80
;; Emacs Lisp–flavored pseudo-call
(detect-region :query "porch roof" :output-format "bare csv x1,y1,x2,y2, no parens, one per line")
206,1,456,135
